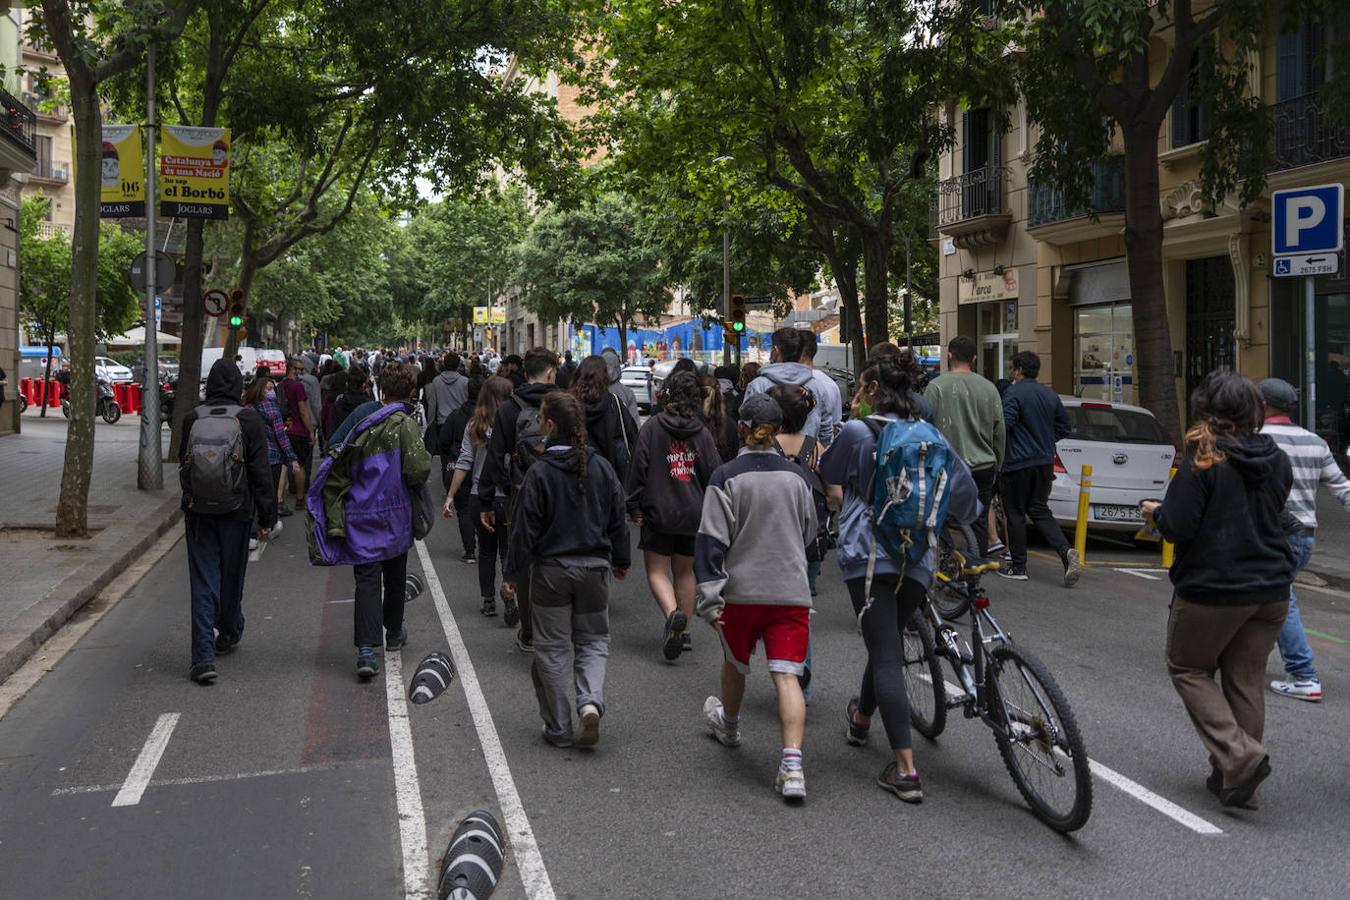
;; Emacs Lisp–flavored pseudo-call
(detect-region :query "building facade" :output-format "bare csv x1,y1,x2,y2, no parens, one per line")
0,7,38,436
14,7,74,236
936,14,1349,454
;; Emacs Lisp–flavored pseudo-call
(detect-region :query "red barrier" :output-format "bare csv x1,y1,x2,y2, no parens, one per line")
125,383,141,416
45,379,61,407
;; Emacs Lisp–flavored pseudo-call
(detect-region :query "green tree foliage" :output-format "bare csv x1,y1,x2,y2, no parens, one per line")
515,190,670,353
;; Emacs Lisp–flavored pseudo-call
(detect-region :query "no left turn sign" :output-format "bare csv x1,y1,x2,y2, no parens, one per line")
202,289,229,318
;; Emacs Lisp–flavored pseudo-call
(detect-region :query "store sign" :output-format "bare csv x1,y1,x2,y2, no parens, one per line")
160,126,230,219
958,268,1019,305
1273,254,1339,277
98,124,145,218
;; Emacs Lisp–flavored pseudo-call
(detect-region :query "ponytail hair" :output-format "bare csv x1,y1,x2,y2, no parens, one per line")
540,391,590,495
743,422,778,450
860,355,918,419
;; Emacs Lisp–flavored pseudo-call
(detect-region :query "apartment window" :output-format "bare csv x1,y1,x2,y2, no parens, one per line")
36,135,52,178
1170,48,1211,148
962,108,1000,173
1276,17,1324,102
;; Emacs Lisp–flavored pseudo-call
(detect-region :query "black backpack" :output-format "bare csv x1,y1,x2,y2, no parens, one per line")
186,404,248,514
777,437,830,562
508,396,547,487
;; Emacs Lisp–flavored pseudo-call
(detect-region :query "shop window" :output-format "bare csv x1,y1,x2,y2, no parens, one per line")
1074,302,1136,405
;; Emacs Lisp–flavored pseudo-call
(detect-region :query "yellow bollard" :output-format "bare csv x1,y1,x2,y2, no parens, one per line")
1074,463,1093,562
1159,464,1177,568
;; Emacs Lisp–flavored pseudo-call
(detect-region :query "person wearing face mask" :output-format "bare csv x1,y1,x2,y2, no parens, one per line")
244,372,300,538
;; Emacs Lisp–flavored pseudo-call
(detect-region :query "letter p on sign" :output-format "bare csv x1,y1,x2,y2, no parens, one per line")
1273,184,1344,256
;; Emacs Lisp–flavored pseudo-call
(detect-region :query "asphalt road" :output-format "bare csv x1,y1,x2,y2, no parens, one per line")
1,512,1348,899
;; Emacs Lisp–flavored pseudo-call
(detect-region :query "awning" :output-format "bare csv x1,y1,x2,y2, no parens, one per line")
106,327,182,347
19,346,61,358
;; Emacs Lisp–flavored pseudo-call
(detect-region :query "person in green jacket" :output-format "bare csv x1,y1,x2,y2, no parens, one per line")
924,335,1006,557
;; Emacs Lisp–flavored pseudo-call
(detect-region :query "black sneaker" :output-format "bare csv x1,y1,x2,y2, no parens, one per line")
480,596,497,617
877,761,923,803
682,633,692,653
385,626,408,651
189,662,217,685
515,630,535,653
1220,755,1271,809
502,595,520,628
214,634,240,656
997,565,1029,581
357,646,380,680
845,697,870,746
662,611,687,661
462,551,476,564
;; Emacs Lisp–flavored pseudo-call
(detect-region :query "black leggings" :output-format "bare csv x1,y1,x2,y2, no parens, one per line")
847,574,928,752
470,497,500,599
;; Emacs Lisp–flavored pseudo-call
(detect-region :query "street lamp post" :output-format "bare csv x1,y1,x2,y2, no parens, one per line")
713,155,734,367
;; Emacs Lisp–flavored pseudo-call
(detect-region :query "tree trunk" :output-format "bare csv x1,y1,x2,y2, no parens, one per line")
55,80,102,538
860,230,892,352
616,317,628,364
41,328,55,417
833,256,864,375
1122,128,1182,439
170,219,206,460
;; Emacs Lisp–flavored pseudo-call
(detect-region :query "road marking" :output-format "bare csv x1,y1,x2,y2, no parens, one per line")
1306,627,1350,646
1114,568,1164,581
111,713,181,807
52,761,380,796
415,540,556,900
383,649,432,899
920,673,1222,835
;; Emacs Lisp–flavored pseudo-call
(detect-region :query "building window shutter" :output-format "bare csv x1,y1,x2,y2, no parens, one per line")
1304,20,1325,95
1171,91,1189,148
1276,27,1299,101
961,111,971,173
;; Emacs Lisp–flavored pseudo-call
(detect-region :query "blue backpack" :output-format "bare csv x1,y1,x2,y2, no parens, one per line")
863,416,955,579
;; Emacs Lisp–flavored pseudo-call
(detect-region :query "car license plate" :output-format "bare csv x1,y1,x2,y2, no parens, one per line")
1094,504,1142,522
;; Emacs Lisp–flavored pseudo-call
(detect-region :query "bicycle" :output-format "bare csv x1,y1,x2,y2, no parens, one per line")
902,545,1093,833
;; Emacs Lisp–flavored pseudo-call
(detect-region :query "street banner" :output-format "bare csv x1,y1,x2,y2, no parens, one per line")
473,306,489,324
98,124,145,217
490,307,506,324
160,126,230,219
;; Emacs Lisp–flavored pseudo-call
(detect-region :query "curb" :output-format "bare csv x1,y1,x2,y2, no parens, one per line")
0,495,183,685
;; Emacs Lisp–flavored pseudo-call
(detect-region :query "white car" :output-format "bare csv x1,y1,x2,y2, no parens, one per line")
620,365,653,412
1048,398,1177,534
94,356,134,383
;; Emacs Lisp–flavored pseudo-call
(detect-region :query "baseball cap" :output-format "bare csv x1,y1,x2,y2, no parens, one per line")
1258,377,1298,411
738,393,783,429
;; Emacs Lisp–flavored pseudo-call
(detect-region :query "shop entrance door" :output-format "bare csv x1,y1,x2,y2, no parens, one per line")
978,300,1019,382
1184,257,1236,400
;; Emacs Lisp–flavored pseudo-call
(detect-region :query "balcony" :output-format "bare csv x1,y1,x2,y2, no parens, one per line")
0,89,36,157
935,165,1011,249
1270,95,1350,174
1026,156,1126,244
30,159,69,184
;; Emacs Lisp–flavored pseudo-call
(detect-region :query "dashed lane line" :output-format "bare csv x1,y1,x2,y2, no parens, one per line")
414,539,557,900
111,713,181,807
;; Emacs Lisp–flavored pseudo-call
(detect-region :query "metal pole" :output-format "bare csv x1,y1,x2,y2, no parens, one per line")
138,42,163,490
1305,276,1316,425
903,232,913,348
722,196,731,367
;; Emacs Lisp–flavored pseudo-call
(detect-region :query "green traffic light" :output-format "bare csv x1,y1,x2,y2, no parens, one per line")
732,320,745,332
229,315,244,328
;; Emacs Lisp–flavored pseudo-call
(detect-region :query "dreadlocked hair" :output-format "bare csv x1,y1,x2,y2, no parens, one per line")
1184,370,1264,471
540,391,590,495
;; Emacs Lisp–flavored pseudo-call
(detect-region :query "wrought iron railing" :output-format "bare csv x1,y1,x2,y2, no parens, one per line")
1271,94,1350,173
936,165,1008,228
0,89,36,156
1027,156,1126,228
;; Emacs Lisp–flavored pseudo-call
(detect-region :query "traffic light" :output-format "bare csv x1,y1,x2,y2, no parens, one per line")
730,293,747,333
227,288,245,329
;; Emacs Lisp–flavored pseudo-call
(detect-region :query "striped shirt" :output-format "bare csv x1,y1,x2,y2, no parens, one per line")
1260,418,1350,530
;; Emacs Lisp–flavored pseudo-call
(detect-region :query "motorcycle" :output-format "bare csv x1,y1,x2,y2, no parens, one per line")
61,376,122,424
160,377,176,423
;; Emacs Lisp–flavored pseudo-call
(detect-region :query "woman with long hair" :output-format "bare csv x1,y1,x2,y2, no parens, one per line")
444,376,515,616
628,370,722,661
571,354,639,476
819,356,978,804
243,372,299,527
700,372,738,460
1142,371,1295,809
438,376,484,564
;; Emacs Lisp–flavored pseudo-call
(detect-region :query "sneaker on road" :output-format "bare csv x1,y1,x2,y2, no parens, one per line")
987,539,1006,556
703,696,741,747
682,632,692,653
269,519,284,538
248,538,260,552
480,596,497,617
214,634,240,656
775,766,806,802
278,500,295,518
515,630,535,653
845,697,870,746
502,595,520,628
877,762,923,803
462,551,476,564
356,646,380,680
1271,678,1322,702
577,704,601,747
662,611,687,662
542,726,574,749
189,662,217,685
385,626,407,651
1063,549,1082,587
997,565,1029,581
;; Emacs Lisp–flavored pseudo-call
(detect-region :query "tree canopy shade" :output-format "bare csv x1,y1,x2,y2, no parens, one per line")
580,0,1009,366
514,190,671,355
1011,0,1350,437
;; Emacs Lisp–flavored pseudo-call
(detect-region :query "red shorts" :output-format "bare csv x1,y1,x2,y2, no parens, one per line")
716,604,810,675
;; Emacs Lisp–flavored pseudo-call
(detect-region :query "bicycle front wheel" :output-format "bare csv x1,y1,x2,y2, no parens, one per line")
933,522,977,619
902,613,947,740
986,644,1092,833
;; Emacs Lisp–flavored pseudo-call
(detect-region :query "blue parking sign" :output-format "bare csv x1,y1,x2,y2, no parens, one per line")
1272,184,1344,256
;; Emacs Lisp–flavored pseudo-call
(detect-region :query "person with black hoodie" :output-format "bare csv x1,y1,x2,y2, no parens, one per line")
438,376,482,563
627,370,723,661
571,354,638,476
504,392,630,748
1143,371,1295,810
480,347,558,652
179,359,277,685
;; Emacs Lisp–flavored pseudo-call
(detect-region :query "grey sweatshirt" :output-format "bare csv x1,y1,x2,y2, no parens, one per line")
424,370,469,427
744,362,842,448
694,447,818,620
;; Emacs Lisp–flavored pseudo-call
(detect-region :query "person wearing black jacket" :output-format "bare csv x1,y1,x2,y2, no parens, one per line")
438,377,482,563
179,359,277,685
1143,371,1295,810
627,371,722,661
571,354,638,477
504,393,630,748
480,347,558,650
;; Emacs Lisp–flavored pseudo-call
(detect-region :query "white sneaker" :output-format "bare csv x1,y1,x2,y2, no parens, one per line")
775,766,806,801
703,696,741,747
269,520,284,539
987,540,1006,556
577,704,601,747
1270,678,1322,702
248,538,259,552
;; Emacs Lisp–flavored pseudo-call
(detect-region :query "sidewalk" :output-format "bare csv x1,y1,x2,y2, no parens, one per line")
1307,492,1350,589
0,412,181,682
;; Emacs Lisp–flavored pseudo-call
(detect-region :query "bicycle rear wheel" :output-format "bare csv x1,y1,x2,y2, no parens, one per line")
986,644,1092,833
932,522,977,619
902,613,947,740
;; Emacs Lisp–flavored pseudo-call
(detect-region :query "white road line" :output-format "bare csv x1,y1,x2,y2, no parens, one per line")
919,673,1222,835
384,648,432,900
52,761,380,796
111,713,181,807
1114,568,1164,581
415,540,557,900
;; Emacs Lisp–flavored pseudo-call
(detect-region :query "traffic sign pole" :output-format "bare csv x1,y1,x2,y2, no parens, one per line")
138,42,163,491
